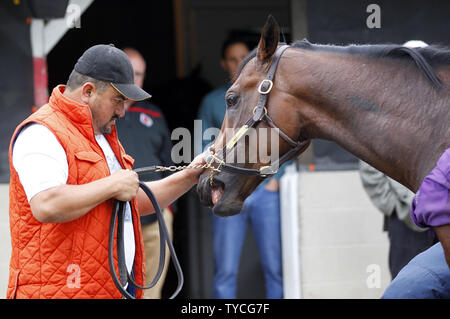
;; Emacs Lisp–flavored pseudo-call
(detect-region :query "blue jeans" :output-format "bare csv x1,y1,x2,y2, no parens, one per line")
211,186,283,299
382,242,450,298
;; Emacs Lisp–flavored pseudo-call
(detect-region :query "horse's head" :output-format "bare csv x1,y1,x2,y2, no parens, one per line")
197,16,311,216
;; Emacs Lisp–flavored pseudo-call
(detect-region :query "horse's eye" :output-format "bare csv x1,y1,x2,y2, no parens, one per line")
225,94,239,108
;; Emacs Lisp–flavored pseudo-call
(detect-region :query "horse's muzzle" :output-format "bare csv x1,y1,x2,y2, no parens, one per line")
196,172,243,217
197,172,214,207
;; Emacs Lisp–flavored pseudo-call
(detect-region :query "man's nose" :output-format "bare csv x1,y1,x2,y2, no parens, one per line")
116,106,126,118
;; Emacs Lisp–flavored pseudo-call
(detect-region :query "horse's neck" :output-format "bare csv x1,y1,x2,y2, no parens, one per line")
285,48,449,191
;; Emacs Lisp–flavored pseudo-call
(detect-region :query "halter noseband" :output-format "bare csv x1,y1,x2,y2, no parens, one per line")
206,44,310,183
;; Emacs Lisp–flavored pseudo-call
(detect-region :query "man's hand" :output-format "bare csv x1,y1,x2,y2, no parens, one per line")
109,169,140,202
137,153,207,216
434,224,450,268
30,170,139,223
186,152,207,184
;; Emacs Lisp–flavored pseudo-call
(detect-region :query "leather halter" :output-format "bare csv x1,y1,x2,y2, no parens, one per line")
206,44,310,181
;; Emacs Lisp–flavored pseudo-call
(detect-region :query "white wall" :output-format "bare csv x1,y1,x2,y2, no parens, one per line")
280,164,302,298
0,184,11,299
281,170,391,298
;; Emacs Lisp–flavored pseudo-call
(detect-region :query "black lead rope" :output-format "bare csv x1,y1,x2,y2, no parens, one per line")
108,169,184,299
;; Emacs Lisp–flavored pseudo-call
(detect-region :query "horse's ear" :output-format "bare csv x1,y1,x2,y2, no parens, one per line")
257,15,280,64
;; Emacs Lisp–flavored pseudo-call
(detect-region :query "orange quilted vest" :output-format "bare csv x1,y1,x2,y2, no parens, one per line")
7,85,145,299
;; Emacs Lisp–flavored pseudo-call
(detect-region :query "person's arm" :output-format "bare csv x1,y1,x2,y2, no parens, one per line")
410,149,450,266
434,225,450,268
30,153,204,222
359,160,396,216
30,169,139,223
137,153,206,215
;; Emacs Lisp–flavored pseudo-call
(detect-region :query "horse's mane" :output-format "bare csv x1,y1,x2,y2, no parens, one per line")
234,39,449,89
291,39,450,89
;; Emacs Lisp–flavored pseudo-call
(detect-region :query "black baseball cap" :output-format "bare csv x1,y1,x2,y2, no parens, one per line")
74,44,151,101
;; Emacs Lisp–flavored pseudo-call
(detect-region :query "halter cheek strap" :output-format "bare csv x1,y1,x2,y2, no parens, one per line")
253,45,290,121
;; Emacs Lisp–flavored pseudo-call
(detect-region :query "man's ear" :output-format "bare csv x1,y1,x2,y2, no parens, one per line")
80,82,95,104
256,15,280,64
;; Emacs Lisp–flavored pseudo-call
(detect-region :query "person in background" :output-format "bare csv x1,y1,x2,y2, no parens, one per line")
116,47,175,299
198,35,285,299
381,147,450,298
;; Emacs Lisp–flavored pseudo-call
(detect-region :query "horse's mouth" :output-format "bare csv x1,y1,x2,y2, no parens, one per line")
197,173,243,217
197,174,225,208
210,179,225,206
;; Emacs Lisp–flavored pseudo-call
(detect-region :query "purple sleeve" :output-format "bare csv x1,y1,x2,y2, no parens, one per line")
411,148,450,228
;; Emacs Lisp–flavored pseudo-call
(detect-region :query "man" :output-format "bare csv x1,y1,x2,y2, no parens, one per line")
7,44,205,299
116,47,174,299
198,36,286,299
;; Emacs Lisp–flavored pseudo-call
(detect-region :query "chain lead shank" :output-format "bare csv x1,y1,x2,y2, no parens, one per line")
133,162,221,175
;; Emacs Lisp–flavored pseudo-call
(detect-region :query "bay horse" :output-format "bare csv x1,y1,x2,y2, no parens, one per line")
196,16,450,264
